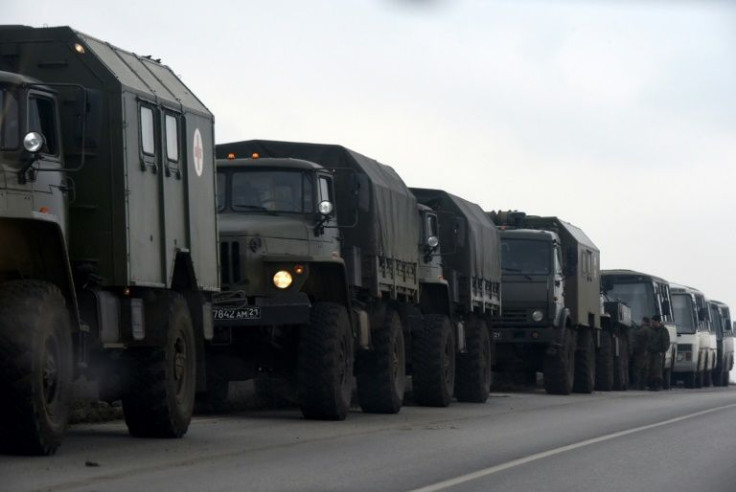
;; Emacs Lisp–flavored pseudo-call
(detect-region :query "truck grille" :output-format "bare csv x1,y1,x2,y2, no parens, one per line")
220,241,241,286
500,309,528,323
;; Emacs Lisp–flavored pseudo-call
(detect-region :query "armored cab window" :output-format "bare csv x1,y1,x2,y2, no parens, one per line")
0,89,20,150
28,95,58,155
140,105,155,156
165,113,180,163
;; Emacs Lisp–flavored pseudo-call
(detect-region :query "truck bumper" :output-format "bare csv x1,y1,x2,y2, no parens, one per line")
213,292,311,327
492,326,558,344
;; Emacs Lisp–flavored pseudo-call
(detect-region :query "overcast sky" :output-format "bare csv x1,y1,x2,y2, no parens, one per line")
7,0,736,314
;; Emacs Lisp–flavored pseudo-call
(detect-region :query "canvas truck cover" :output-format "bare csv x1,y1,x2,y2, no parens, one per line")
411,188,501,289
0,25,218,290
216,140,420,263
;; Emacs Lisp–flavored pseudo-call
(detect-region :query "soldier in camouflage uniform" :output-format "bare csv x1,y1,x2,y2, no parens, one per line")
631,317,652,390
647,314,671,391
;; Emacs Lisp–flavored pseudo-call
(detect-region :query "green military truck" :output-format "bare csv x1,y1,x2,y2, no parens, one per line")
489,211,603,394
411,188,501,402
212,140,471,417
0,26,218,454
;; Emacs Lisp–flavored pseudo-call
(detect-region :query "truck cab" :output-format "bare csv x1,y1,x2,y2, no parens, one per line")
708,300,733,386
498,229,565,333
670,283,717,387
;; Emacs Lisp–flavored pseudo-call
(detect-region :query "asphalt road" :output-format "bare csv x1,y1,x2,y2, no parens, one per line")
3,386,736,492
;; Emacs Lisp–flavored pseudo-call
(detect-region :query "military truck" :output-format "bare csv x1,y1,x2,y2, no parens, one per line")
670,284,717,388
0,26,218,455
489,211,602,395
708,300,733,387
601,270,677,389
212,140,458,416
411,188,501,402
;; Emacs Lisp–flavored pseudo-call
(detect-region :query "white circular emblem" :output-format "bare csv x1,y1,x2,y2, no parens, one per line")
193,128,204,177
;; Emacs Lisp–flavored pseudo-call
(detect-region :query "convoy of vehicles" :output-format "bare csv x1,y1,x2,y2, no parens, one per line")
670,284,717,388
0,26,218,455
0,25,732,457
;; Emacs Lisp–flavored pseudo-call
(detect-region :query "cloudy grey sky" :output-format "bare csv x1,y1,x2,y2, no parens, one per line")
7,0,736,312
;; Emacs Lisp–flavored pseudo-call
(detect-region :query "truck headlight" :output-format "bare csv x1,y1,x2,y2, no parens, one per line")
273,270,293,289
532,310,544,322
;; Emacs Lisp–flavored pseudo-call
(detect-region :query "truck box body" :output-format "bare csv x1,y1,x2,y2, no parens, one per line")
0,25,218,290
411,188,501,313
217,140,419,299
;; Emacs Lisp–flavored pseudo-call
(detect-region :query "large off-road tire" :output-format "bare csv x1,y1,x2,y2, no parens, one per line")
595,331,614,391
613,335,629,391
573,329,596,394
122,293,196,438
543,326,576,395
0,280,73,455
357,308,406,414
412,314,455,407
455,317,492,403
297,302,354,420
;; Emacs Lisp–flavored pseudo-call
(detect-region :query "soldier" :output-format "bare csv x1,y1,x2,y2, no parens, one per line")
647,314,671,391
630,317,652,390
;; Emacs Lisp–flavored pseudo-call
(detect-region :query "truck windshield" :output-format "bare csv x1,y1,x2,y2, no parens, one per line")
603,281,655,325
0,88,20,150
672,294,696,334
230,170,314,214
501,239,550,275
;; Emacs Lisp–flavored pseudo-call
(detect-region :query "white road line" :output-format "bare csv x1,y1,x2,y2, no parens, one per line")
408,402,736,492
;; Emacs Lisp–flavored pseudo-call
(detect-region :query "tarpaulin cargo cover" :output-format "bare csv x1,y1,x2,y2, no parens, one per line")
411,188,501,289
216,140,420,264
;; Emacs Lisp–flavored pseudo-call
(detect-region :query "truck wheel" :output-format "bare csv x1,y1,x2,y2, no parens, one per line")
595,331,614,391
412,314,455,407
613,336,629,391
455,317,492,403
357,308,406,414
122,293,196,438
0,281,73,455
573,329,596,393
543,326,576,395
297,302,354,420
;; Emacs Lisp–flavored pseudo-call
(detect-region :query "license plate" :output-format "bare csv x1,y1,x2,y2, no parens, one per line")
213,307,262,320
